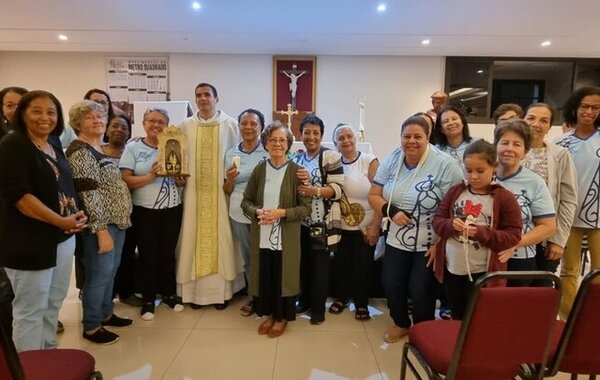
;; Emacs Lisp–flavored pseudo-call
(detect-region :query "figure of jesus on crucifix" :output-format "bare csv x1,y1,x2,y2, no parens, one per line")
282,64,306,109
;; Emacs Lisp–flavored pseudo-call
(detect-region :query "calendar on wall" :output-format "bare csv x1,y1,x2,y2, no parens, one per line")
105,56,169,122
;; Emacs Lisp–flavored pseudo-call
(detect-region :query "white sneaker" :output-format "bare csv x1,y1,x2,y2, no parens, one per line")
140,302,155,321
163,296,184,312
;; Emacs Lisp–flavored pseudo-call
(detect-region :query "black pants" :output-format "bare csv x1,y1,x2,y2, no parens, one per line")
113,225,138,299
443,269,486,320
532,243,560,287
507,257,537,287
133,205,183,303
298,226,329,319
333,230,373,308
255,249,296,322
0,267,14,336
382,245,436,328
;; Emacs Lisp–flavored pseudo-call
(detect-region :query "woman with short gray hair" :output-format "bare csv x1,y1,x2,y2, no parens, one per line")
66,100,133,345
120,107,187,321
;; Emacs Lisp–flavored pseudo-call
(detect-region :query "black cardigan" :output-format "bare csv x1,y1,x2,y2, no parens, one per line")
0,131,75,270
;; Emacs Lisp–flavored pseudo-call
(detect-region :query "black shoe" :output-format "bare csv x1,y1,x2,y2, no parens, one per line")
163,296,184,312
120,294,143,307
214,300,229,310
56,320,64,334
83,327,119,345
140,302,155,321
295,303,310,314
189,303,203,310
310,314,325,325
102,314,133,328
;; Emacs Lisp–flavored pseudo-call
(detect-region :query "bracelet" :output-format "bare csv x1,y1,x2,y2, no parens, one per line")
316,187,321,197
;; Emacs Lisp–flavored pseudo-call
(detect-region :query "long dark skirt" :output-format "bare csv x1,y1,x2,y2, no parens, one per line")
255,249,296,322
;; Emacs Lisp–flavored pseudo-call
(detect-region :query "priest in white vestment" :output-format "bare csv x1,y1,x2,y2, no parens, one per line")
176,83,245,307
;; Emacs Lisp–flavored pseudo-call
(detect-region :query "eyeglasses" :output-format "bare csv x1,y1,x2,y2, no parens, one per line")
145,119,167,125
578,103,600,112
267,138,287,145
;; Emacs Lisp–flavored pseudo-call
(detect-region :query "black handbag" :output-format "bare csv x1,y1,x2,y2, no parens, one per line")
309,222,327,251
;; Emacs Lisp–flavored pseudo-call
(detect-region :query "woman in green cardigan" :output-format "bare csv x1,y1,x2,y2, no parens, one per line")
241,121,311,338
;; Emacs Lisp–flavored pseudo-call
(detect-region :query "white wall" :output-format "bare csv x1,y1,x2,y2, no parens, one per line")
0,51,444,157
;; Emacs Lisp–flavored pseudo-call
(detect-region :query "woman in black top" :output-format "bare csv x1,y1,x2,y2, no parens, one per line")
0,90,87,352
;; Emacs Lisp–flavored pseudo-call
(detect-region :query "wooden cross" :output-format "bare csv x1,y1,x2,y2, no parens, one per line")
276,104,298,128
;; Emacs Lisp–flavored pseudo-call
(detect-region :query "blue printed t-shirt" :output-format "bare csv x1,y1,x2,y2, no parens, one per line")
496,166,555,259
224,142,268,223
259,160,288,251
373,145,463,252
555,129,600,228
119,139,182,209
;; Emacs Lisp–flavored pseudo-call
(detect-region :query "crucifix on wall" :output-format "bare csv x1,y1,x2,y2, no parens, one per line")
273,56,316,138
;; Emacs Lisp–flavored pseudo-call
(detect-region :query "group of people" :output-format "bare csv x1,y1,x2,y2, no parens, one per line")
0,83,598,351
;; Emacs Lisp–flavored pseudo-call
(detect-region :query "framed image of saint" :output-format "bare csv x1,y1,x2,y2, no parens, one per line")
273,56,316,138
156,126,190,177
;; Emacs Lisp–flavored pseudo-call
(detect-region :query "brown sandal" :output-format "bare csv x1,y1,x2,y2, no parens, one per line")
240,301,255,317
258,317,274,335
328,300,348,314
355,307,371,321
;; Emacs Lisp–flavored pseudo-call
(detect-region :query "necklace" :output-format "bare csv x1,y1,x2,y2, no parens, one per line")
29,135,56,159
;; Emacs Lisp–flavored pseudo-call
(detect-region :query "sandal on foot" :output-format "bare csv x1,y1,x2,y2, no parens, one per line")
355,307,371,321
240,301,255,317
328,300,349,314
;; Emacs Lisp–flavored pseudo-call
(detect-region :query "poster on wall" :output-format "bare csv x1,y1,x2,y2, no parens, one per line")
105,56,169,122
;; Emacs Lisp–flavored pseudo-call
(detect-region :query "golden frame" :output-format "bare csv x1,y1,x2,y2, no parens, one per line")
156,126,190,177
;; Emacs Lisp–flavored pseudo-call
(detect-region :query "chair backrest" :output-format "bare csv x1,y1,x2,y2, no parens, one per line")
0,321,24,380
446,271,561,380
549,268,600,376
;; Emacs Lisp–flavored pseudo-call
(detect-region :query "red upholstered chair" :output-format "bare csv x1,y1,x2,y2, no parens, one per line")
0,321,102,380
400,271,561,380
540,268,600,380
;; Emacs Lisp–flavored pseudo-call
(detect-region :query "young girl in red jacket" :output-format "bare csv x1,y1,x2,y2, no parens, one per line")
432,139,522,319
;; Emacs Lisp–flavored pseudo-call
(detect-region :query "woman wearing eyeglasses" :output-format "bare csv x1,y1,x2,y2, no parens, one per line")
66,100,132,345
0,87,28,139
120,108,187,321
554,86,600,320
241,121,311,338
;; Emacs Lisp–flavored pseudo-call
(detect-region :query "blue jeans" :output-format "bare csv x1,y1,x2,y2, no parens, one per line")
382,244,436,328
81,225,125,331
230,219,251,284
6,235,75,352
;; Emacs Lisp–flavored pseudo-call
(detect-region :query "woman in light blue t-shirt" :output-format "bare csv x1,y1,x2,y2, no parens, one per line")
223,109,268,317
494,119,557,287
120,107,187,322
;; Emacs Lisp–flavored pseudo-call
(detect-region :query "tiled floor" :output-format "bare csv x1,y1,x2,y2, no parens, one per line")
57,284,575,380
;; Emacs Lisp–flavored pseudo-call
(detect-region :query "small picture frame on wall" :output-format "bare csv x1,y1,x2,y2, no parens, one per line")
273,56,316,138
156,126,190,177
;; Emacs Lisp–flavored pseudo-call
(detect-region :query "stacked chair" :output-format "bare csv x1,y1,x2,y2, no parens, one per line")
524,268,600,380
400,271,561,380
0,320,102,380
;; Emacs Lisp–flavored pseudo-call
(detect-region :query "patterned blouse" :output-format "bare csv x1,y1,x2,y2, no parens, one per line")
66,140,132,233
